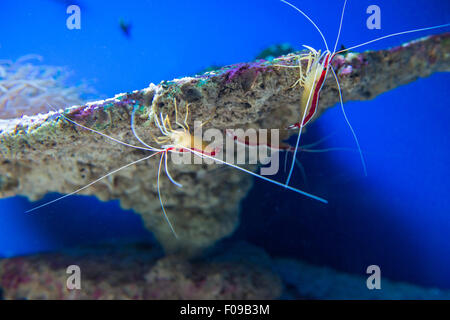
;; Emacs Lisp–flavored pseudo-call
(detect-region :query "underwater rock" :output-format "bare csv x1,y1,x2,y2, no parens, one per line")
275,258,450,300
0,242,281,300
0,33,448,255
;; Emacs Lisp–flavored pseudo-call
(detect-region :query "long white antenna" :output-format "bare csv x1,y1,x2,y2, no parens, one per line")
131,105,163,151
164,149,183,187
48,103,155,152
183,146,328,204
157,152,178,238
336,23,450,54
26,152,159,213
280,0,330,51
331,67,367,176
333,0,348,54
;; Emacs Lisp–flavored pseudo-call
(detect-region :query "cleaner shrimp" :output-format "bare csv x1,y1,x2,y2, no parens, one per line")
26,97,328,239
277,0,450,186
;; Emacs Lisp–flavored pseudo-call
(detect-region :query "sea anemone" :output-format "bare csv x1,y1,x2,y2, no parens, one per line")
0,54,92,119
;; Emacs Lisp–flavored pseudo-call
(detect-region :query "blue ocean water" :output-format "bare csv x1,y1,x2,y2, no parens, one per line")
0,0,449,290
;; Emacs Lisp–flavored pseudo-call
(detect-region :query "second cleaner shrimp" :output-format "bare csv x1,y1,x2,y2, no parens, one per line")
276,0,450,186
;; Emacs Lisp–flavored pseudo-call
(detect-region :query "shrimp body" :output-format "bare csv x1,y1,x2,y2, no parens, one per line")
166,129,217,156
288,47,331,129
151,99,218,156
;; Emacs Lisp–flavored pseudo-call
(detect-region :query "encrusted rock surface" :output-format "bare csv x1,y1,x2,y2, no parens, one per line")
0,33,449,255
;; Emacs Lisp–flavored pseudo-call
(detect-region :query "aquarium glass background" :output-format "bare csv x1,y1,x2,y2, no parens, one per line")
0,0,449,293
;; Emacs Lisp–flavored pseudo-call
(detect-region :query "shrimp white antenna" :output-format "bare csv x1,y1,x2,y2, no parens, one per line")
26,152,159,213
336,23,450,54
131,105,163,151
285,64,321,186
280,0,330,51
48,103,155,152
153,114,166,136
184,146,328,204
333,0,347,54
164,150,183,187
157,152,178,238
331,67,367,176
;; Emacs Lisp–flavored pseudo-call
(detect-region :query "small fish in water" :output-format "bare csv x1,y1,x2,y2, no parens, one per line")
119,18,132,38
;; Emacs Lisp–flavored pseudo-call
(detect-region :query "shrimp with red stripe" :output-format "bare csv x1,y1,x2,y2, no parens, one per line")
276,0,450,186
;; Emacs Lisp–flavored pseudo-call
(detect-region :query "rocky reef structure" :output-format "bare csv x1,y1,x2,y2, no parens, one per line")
0,33,449,255
0,55,90,119
1,241,449,300
0,242,281,300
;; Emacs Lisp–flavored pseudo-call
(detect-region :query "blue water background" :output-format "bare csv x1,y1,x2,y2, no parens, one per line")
0,0,449,289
